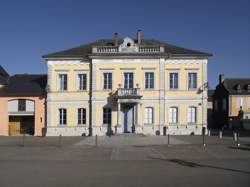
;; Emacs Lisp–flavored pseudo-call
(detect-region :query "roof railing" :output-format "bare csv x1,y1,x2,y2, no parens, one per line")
92,46,118,53
92,45,164,53
139,46,164,53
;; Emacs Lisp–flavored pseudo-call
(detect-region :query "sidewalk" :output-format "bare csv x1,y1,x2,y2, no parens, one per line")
74,134,189,147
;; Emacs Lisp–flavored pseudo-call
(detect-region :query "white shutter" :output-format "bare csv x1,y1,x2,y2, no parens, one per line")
191,107,196,123
169,107,177,123
169,108,173,123
188,107,191,123
173,108,177,123
149,108,153,124
144,108,148,124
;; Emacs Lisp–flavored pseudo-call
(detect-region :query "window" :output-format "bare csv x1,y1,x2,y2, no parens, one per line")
237,97,243,108
18,99,26,111
103,108,111,125
58,74,67,91
78,74,87,90
78,108,86,125
169,107,178,124
59,108,67,125
103,73,112,90
124,72,133,89
188,72,197,89
145,72,154,89
247,85,250,92
222,99,227,111
144,107,153,124
169,73,178,89
188,107,197,123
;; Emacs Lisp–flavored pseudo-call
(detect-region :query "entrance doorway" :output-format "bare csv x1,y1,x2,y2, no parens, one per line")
121,104,135,133
9,116,34,136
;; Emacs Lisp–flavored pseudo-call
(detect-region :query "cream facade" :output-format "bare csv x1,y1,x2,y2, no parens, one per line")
44,33,211,136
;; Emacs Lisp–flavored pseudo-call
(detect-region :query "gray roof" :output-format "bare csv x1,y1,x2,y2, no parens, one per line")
0,74,47,97
0,65,9,85
43,39,212,59
223,78,250,95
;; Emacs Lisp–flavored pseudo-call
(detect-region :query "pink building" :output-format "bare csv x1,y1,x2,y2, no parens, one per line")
0,66,47,136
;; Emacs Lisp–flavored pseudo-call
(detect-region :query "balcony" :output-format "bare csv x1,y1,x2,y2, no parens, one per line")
117,88,142,99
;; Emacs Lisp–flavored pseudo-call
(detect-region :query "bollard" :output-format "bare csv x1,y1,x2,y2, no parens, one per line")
202,127,206,147
233,132,237,142
203,133,206,147
58,134,62,148
22,133,25,147
219,130,222,139
237,132,240,147
95,135,98,146
167,134,170,146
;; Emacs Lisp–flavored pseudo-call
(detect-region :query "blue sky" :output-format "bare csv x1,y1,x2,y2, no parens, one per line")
0,0,249,88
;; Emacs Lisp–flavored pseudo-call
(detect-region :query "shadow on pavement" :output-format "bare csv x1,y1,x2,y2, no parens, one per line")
228,146,250,151
148,157,250,175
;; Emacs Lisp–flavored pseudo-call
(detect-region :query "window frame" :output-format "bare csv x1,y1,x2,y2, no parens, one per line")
77,108,86,125
103,72,113,90
103,108,112,125
123,72,134,89
58,108,67,125
18,99,26,111
144,72,154,89
58,73,68,91
77,73,87,91
168,107,178,124
187,106,197,124
144,107,154,124
188,72,198,90
169,72,179,90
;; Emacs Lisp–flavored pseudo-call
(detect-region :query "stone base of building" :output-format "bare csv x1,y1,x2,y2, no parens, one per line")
45,125,205,136
91,124,205,136
46,126,88,136
166,125,204,135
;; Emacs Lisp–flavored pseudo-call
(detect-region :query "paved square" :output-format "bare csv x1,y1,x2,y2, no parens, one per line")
0,135,249,187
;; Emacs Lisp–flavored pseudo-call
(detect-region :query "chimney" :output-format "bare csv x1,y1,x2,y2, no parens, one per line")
136,29,141,44
219,74,224,84
114,32,119,47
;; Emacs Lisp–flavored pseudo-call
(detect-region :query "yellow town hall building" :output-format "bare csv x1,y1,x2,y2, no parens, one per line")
43,31,212,136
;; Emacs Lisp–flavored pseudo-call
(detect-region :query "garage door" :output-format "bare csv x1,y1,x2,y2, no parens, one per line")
9,116,21,136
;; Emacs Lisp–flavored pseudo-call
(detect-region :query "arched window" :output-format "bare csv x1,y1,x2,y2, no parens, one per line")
169,107,178,124
78,108,86,125
144,107,153,124
8,99,34,113
188,106,197,123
